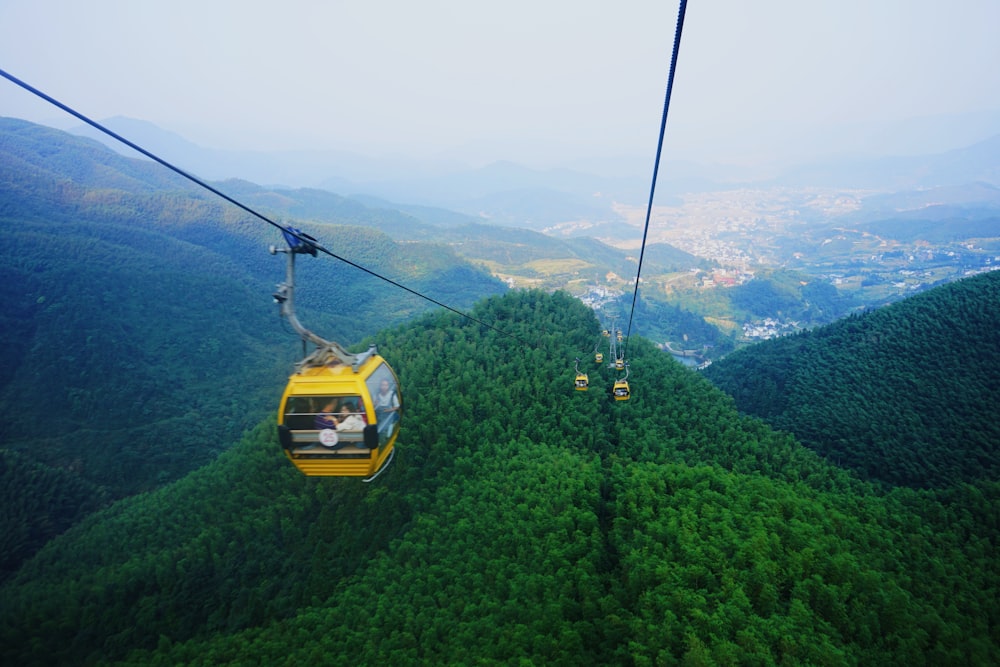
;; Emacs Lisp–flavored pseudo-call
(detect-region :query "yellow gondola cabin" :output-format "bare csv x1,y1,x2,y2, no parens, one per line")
277,348,401,479
270,228,401,481
613,361,630,401
613,379,630,401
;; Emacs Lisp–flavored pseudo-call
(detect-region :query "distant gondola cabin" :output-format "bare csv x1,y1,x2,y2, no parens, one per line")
575,373,589,391
277,355,401,479
613,379,630,401
595,352,604,364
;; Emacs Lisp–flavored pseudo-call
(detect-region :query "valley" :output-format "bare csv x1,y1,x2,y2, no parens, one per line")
525,185,1000,353
619,187,996,290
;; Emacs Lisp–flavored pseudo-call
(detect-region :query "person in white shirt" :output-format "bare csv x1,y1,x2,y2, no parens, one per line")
374,379,400,435
334,404,365,431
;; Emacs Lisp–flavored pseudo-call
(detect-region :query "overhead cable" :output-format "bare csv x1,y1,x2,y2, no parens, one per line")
622,0,688,359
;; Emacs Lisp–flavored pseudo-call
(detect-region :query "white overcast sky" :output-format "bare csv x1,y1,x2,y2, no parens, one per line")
2,0,999,169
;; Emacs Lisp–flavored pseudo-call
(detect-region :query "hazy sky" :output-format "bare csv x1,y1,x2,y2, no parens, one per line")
2,0,999,169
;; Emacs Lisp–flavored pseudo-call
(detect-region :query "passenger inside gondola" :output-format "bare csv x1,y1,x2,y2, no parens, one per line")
314,398,339,430
373,379,399,433
366,368,401,445
334,402,365,431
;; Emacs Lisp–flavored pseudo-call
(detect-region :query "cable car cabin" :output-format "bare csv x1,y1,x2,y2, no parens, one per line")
575,372,589,391
602,329,610,337
613,380,631,401
277,355,401,479
616,332,623,342
595,352,604,364
615,358,625,371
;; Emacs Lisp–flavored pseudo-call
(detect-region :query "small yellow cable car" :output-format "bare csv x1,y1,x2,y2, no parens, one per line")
574,358,589,391
612,379,630,401
613,361,630,401
270,229,401,482
595,352,604,364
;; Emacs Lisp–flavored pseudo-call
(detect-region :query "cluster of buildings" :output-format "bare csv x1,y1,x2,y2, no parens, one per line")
577,284,620,310
697,268,754,289
741,317,801,341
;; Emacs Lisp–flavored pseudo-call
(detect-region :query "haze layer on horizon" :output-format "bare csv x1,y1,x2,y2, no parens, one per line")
2,0,999,171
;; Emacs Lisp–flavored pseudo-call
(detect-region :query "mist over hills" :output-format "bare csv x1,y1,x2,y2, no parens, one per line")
65,115,1000,221
42,114,1000,356
767,133,1000,190
67,116,635,229
852,181,1000,217
1,118,196,197
817,181,1000,244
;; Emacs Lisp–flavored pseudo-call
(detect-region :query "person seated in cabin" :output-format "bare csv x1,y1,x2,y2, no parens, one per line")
374,379,400,432
334,402,366,432
314,399,339,430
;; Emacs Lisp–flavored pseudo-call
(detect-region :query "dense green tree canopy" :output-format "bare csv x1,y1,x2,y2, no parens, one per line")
2,290,996,665
0,117,505,577
704,270,1000,489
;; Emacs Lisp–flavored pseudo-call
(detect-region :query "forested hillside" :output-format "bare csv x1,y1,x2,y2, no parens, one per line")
0,118,505,576
0,450,109,581
1,290,996,665
0,118,502,491
703,270,1000,489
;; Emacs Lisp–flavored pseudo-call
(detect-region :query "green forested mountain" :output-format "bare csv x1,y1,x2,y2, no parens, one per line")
0,118,197,197
0,117,502,491
703,270,1000,489
161,178,708,291
0,118,505,575
0,450,109,581
1,290,997,665
435,223,705,284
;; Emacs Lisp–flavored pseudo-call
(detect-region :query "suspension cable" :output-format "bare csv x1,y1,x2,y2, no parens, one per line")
0,67,532,345
622,0,688,360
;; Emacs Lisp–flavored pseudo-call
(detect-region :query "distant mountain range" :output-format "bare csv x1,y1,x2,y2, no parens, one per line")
770,134,1000,190
65,116,639,229
62,114,1000,226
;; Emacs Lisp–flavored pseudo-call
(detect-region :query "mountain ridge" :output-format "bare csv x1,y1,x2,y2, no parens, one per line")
703,269,1000,488
60,114,1000,200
